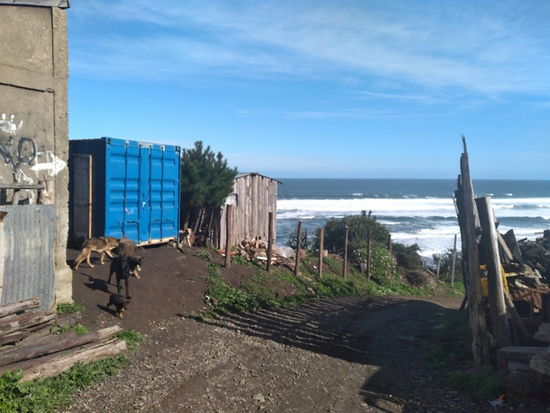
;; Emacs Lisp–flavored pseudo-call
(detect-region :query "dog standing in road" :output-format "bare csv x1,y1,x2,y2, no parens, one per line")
106,293,130,318
73,236,120,270
108,254,144,299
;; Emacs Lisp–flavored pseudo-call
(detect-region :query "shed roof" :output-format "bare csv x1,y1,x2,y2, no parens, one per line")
0,0,70,8
235,172,283,185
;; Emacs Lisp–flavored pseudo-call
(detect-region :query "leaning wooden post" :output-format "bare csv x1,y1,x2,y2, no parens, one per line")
451,234,457,287
294,221,302,276
367,230,372,281
343,225,349,279
476,196,511,348
388,233,392,255
455,135,489,365
318,228,324,279
224,205,232,268
267,212,274,273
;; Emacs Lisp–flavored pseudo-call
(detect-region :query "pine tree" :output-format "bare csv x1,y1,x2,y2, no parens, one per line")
180,141,237,234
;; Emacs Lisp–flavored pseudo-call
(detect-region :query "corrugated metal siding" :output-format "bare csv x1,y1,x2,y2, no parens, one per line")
0,205,55,310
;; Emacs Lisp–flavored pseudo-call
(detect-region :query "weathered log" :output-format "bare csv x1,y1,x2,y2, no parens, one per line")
0,340,98,377
0,325,122,367
476,197,510,348
21,339,127,382
0,298,41,318
503,229,524,265
497,232,514,263
504,291,530,342
55,311,83,328
455,136,489,365
0,309,56,337
32,330,76,346
0,331,29,346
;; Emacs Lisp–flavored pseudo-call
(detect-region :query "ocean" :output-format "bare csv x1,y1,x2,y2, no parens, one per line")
275,179,550,261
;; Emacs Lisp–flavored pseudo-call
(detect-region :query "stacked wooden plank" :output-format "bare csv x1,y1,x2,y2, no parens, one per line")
0,298,126,382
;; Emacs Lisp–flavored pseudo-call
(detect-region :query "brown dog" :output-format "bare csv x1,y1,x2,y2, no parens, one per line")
73,236,119,270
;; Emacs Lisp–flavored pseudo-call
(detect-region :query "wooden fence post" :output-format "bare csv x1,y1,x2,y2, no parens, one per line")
224,205,232,268
476,196,511,348
294,221,302,276
343,225,348,279
267,212,273,273
451,234,457,287
388,233,392,255
455,135,489,365
318,228,324,279
367,230,371,281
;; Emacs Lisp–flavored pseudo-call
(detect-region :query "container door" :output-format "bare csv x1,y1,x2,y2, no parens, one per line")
148,145,164,242
72,155,92,243
138,144,151,243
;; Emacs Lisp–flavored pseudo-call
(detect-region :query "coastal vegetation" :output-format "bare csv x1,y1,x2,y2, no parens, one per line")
0,329,142,413
180,141,237,233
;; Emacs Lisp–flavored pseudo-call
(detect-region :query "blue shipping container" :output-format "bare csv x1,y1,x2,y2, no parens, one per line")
69,137,180,245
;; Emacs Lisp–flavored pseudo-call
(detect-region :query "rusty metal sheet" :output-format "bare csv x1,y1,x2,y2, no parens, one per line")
0,205,55,310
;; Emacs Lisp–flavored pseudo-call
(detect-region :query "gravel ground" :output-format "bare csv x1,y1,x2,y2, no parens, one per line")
61,295,511,413
63,247,550,413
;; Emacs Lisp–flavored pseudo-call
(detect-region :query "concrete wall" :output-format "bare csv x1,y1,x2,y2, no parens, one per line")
0,5,71,303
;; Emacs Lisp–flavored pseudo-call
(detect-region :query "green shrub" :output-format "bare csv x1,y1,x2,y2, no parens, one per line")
117,329,143,354
450,370,503,401
286,227,310,251
0,355,130,413
316,211,390,254
56,303,85,316
73,325,89,335
392,242,423,270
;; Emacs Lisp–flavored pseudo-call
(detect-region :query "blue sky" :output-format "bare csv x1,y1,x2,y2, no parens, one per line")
68,1,550,179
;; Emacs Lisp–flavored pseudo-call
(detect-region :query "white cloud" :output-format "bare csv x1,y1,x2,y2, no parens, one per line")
69,1,550,96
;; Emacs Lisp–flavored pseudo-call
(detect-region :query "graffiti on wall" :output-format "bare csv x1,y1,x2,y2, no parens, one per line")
0,113,66,205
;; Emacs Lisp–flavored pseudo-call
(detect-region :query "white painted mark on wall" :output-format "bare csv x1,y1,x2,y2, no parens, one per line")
31,151,67,177
0,113,23,135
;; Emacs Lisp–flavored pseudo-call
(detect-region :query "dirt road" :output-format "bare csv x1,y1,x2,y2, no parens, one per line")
61,293,506,413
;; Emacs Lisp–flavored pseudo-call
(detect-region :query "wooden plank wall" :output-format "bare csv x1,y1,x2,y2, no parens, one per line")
218,174,278,249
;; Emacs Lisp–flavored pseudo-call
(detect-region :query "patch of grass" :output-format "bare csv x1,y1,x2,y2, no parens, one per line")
73,324,89,335
421,341,449,368
197,245,466,319
450,370,503,401
56,302,85,316
0,355,130,413
117,329,143,354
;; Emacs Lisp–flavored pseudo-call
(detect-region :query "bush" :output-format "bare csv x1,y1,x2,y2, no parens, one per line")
432,248,463,282
316,211,390,255
56,303,85,316
392,242,423,270
286,227,310,251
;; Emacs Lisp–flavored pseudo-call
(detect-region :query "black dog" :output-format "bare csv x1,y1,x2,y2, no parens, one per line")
106,293,130,318
108,255,143,299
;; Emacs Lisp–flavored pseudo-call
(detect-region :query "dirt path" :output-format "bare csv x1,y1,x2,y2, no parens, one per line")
61,294,502,413
63,246,549,412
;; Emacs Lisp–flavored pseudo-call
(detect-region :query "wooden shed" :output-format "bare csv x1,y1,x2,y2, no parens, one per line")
217,173,281,249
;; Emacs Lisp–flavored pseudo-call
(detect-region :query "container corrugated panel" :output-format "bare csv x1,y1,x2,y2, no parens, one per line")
69,137,180,245
0,205,55,310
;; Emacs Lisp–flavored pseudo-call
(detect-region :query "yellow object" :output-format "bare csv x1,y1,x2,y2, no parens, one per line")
480,265,509,297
